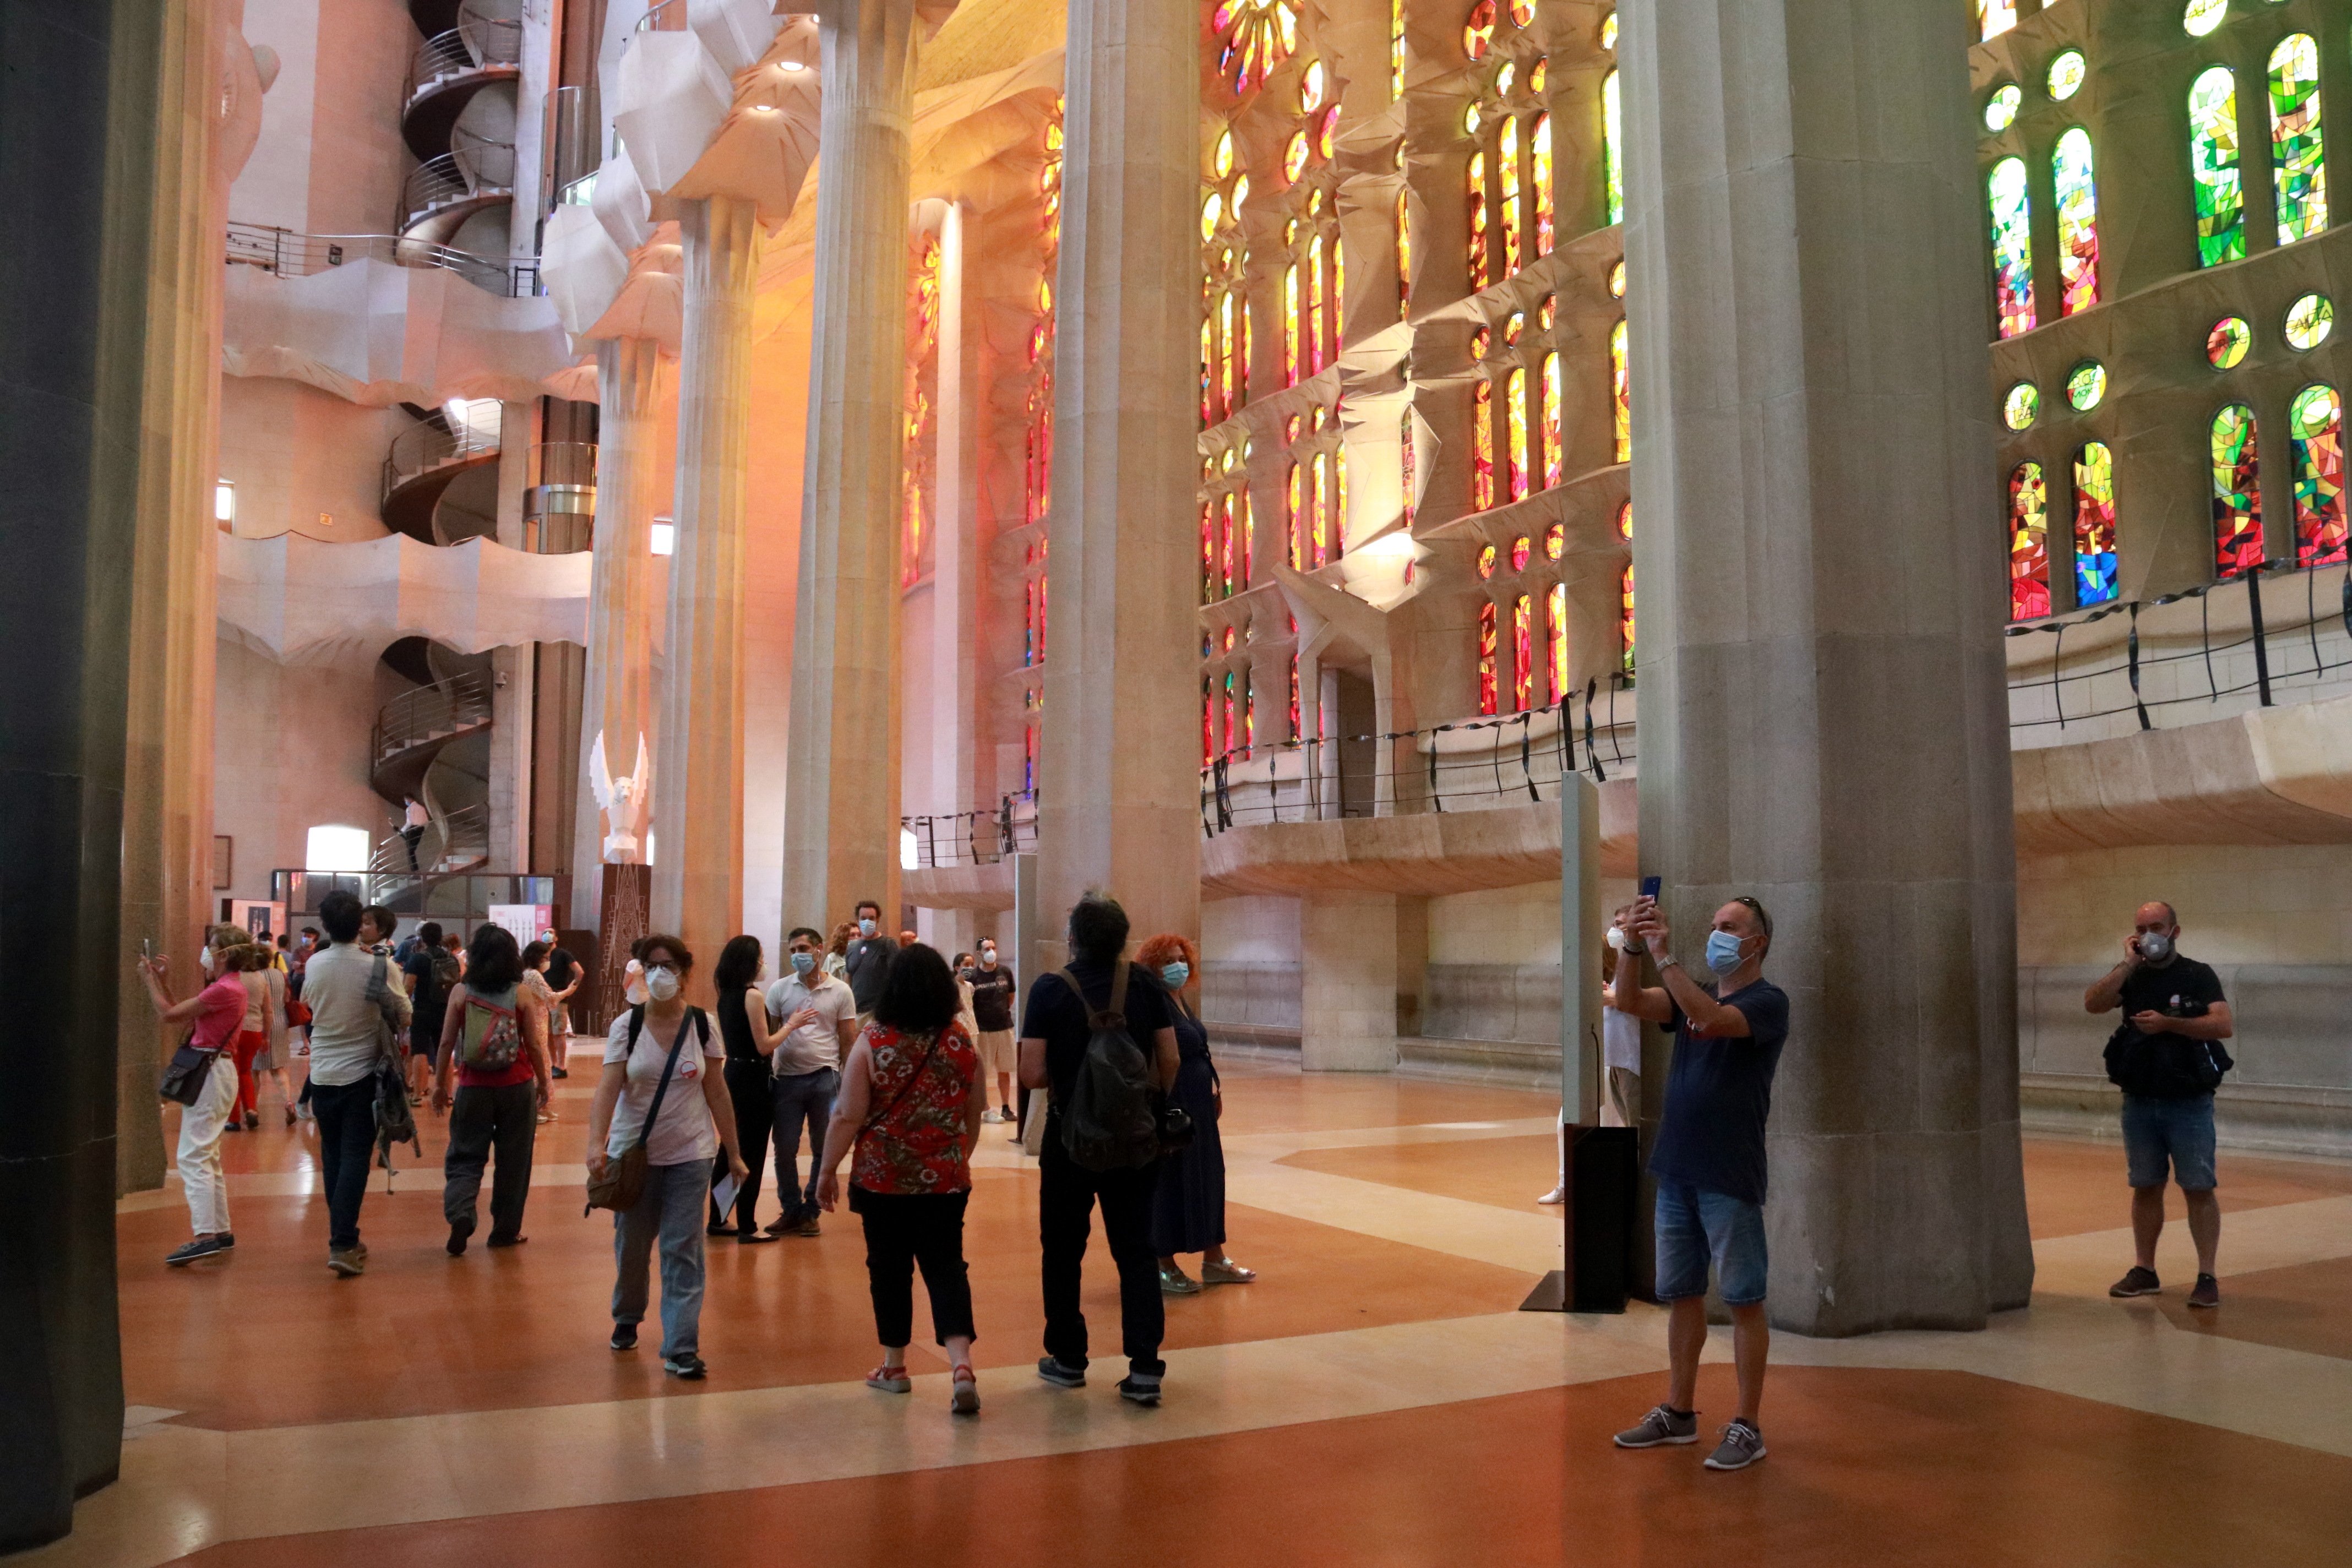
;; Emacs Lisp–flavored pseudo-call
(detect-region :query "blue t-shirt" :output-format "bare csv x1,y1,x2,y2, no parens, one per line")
1646,978,1790,1207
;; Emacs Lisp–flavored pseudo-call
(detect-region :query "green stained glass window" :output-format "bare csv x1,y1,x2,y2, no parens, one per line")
2290,384,2348,566
2268,34,2327,244
1984,85,2022,133
2208,315,2251,368
1602,69,1623,226
2053,128,2099,315
2286,293,2334,350
2072,443,2118,606
2211,405,2263,578
2004,383,2040,431
2190,67,2245,266
2184,0,2227,38
2066,361,2106,411
2009,462,2050,620
1988,157,2035,339
2047,51,2087,102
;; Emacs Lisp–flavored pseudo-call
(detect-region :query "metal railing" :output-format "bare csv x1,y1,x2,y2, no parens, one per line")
382,415,503,508
633,0,687,35
226,219,540,297
271,868,566,930
369,803,490,878
900,793,1039,868
372,672,493,766
404,8,524,110
400,137,515,235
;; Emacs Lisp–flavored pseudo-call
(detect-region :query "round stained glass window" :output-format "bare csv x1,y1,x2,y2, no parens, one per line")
2292,383,2340,439
1231,173,1249,211
2286,292,2334,350
2183,0,2227,37
1984,84,2022,133
1282,130,1309,181
1508,0,1533,25
1316,104,1339,158
1478,544,1498,579
2003,382,2040,431
2208,315,2251,368
1600,12,1618,51
1504,311,1524,344
2046,50,2087,101
2066,361,2107,411
1608,259,1626,298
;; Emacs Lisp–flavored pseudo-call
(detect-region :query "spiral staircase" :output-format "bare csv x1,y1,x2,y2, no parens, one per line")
397,0,520,257
368,638,493,896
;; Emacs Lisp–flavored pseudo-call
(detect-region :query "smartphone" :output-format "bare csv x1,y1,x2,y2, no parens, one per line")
1627,875,1662,955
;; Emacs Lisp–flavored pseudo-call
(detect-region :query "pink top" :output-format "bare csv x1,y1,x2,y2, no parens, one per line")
190,974,248,1053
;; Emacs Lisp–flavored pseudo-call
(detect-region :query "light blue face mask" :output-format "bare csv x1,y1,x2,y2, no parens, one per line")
790,950,816,974
1161,961,1191,990
1705,929,1747,978
858,918,876,938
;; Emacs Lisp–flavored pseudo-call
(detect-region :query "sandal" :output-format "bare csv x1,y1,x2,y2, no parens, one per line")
866,1364,912,1394
1202,1259,1257,1285
951,1364,979,1415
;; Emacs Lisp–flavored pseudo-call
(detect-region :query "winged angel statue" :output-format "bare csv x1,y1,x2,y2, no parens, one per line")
588,730,652,863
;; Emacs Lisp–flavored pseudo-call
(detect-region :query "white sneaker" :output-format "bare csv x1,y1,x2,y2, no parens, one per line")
1538,1186,1565,1205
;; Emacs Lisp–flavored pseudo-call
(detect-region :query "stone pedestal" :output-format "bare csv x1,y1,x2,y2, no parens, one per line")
1033,0,1202,949
1299,892,1401,1072
652,196,756,982
783,0,920,938
1622,0,2033,1333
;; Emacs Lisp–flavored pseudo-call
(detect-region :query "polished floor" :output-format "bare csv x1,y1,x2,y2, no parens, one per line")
42,1049,2352,1565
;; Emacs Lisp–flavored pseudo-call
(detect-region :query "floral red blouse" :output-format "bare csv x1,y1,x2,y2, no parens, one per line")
852,1020,980,1195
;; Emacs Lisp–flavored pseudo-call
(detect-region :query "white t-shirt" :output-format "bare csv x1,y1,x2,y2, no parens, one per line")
1603,1006,1643,1072
603,1009,722,1166
761,971,857,1076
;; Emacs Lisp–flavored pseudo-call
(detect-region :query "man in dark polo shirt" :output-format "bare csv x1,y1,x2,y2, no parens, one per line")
1605,891,1789,1473
1017,894,1180,1407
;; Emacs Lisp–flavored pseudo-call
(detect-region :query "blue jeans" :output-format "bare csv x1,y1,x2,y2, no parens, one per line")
2122,1094,2218,1190
771,1067,839,1214
311,1076,378,1251
612,1161,709,1358
1654,1180,1769,1308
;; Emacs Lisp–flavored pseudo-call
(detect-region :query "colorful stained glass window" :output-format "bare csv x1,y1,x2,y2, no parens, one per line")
1541,352,1563,487
1532,113,1554,256
2291,383,2349,565
2212,404,2263,578
1464,0,1496,62
1310,450,1330,567
1980,0,2017,41
1306,234,1326,372
2191,68,2246,266
1468,150,1490,289
1499,116,1522,276
1286,461,1303,568
2209,315,2251,368
1215,0,1299,96
2269,34,2327,244
1478,543,1498,579
1201,499,1217,602
1609,319,1630,462
1608,259,1625,299
2072,443,2118,606
1600,12,1617,51
1544,521,1563,560
2004,382,2040,431
1511,594,1534,711
2185,0,2227,39
2286,292,2333,350
2067,361,2106,411
1505,366,1529,500
1508,0,1532,24
1547,582,1567,705
1473,379,1495,508
2053,129,2099,315
1477,599,1499,714
1391,0,1404,100
1985,85,2022,133
1602,70,1623,226
2047,51,2086,102
1617,500,1635,679
1510,535,1531,572
1988,157,2035,339
2008,462,2050,621
1283,264,1301,384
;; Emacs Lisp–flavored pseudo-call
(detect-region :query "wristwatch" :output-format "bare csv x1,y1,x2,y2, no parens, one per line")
1654,953,1680,970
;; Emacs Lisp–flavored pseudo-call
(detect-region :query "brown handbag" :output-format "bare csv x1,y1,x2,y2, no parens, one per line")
585,1006,703,1213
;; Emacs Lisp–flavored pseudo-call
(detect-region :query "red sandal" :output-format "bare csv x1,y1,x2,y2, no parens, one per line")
951,1364,979,1415
865,1364,911,1393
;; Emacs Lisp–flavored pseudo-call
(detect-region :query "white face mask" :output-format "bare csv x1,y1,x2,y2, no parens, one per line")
644,965,681,1001
980,948,997,967
1605,925,1628,952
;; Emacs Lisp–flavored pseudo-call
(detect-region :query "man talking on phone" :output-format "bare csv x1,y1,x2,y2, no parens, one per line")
2084,901,2233,1309
1605,890,1788,1473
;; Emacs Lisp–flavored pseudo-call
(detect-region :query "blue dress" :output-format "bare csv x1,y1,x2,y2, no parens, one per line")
1150,995,1226,1255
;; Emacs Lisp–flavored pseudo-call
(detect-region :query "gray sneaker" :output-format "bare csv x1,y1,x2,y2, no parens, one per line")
1704,1419,1767,1471
1613,1404,1700,1448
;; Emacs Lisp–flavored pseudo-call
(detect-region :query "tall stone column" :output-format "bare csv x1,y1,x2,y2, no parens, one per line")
783,0,919,935
574,334,663,919
1621,0,2032,1333
1033,0,1201,952
652,197,756,980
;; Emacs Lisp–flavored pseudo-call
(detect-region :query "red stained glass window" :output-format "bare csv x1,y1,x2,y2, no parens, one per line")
1478,599,1499,714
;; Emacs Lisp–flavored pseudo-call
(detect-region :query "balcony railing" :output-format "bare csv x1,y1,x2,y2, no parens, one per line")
372,671,492,767
382,415,502,509
400,136,516,235
900,793,1039,869
226,219,540,298
404,7,524,109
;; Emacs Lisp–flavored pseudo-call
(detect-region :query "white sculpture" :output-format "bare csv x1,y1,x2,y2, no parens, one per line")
589,729,652,863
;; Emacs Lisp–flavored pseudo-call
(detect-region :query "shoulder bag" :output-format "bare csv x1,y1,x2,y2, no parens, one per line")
159,1033,214,1106
585,1006,705,1213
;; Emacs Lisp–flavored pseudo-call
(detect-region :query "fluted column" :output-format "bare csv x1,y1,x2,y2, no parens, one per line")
782,0,918,934
1621,0,2031,1332
573,335,663,918
1033,0,1201,952
652,197,757,979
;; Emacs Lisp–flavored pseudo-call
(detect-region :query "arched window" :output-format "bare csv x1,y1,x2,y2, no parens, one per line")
2190,67,2246,266
1307,232,1326,372
2008,462,2049,621
1616,500,1635,679
2052,129,2099,315
1979,0,2016,41
1473,378,1496,508
1511,594,1534,710
1609,320,1630,463
1505,366,1529,500
1214,0,1298,96
1532,112,1554,255
1309,450,1329,568
1547,581,1568,705
1400,404,1417,525
1390,0,1404,100
1988,156,2035,337
1396,184,1411,312
1284,263,1302,385
1499,116,1523,276
1468,149,1490,289
1286,460,1303,568
2211,404,2263,579
1540,351,1562,488
2072,443,2117,607
1200,498,1218,602
1478,600,1500,715
2291,383,2348,566
1602,70,1623,226
2269,34,2327,244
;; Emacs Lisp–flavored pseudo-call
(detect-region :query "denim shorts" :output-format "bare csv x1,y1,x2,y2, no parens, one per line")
2121,1094,2217,1191
1654,1180,1768,1307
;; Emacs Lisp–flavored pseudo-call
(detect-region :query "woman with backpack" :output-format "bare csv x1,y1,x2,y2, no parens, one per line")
813,943,985,1415
431,923,552,1254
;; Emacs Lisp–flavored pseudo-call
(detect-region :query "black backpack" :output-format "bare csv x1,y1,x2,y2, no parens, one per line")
430,946,461,993
2103,1024,2235,1099
1055,964,1163,1172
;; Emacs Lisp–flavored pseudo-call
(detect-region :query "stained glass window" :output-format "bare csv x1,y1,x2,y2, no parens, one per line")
1505,366,1529,500
1310,449,1329,567
1617,500,1635,680
2067,361,2106,411
1532,113,1554,256
2286,292,2333,350
2184,0,2226,39
2269,34,2327,244
1499,116,1522,276
1985,85,2022,133
1608,259,1625,299
1609,319,1630,463
1988,156,2035,338
2291,383,2349,565
1541,352,1562,488
2046,51,2086,102
1511,594,1534,711
1544,521,1563,560
2190,67,2246,266
1980,0,2016,41
2008,463,2050,621
1464,0,1495,61
1307,233,1326,372
1510,535,1530,571
1547,582,1568,705
2209,315,2251,368
2004,382,2039,431
1201,499,1217,602
1391,0,1404,100
1602,70,1623,226
2052,128,2099,315
1286,461,1303,568
1477,599,1499,715
1283,263,1301,384
1478,543,1498,579
1600,11,1616,51
1468,150,1490,289
2072,442,2118,607
1215,0,1299,96
1473,378,1495,508
2212,405,2263,578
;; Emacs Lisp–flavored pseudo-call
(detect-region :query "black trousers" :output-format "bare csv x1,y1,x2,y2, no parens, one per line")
854,1188,975,1348
444,1081,536,1240
711,1060,774,1231
1039,1133,1165,1375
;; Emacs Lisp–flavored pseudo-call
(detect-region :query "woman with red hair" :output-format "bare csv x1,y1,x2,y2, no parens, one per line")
1135,932,1254,1294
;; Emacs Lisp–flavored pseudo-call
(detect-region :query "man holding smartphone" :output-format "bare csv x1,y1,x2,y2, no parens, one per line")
1605,889,1788,1473
2083,901,2233,1309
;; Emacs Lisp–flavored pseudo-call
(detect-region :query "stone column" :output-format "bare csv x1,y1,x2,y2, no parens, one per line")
1299,892,1400,1070
652,196,756,979
783,0,919,935
1621,0,2033,1333
1033,0,1203,949
926,199,981,955
574,335,663,918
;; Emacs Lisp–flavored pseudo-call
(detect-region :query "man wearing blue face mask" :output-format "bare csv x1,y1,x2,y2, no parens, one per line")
843,900,899,1025
1606,891,1789,1474
761,926,861,1236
